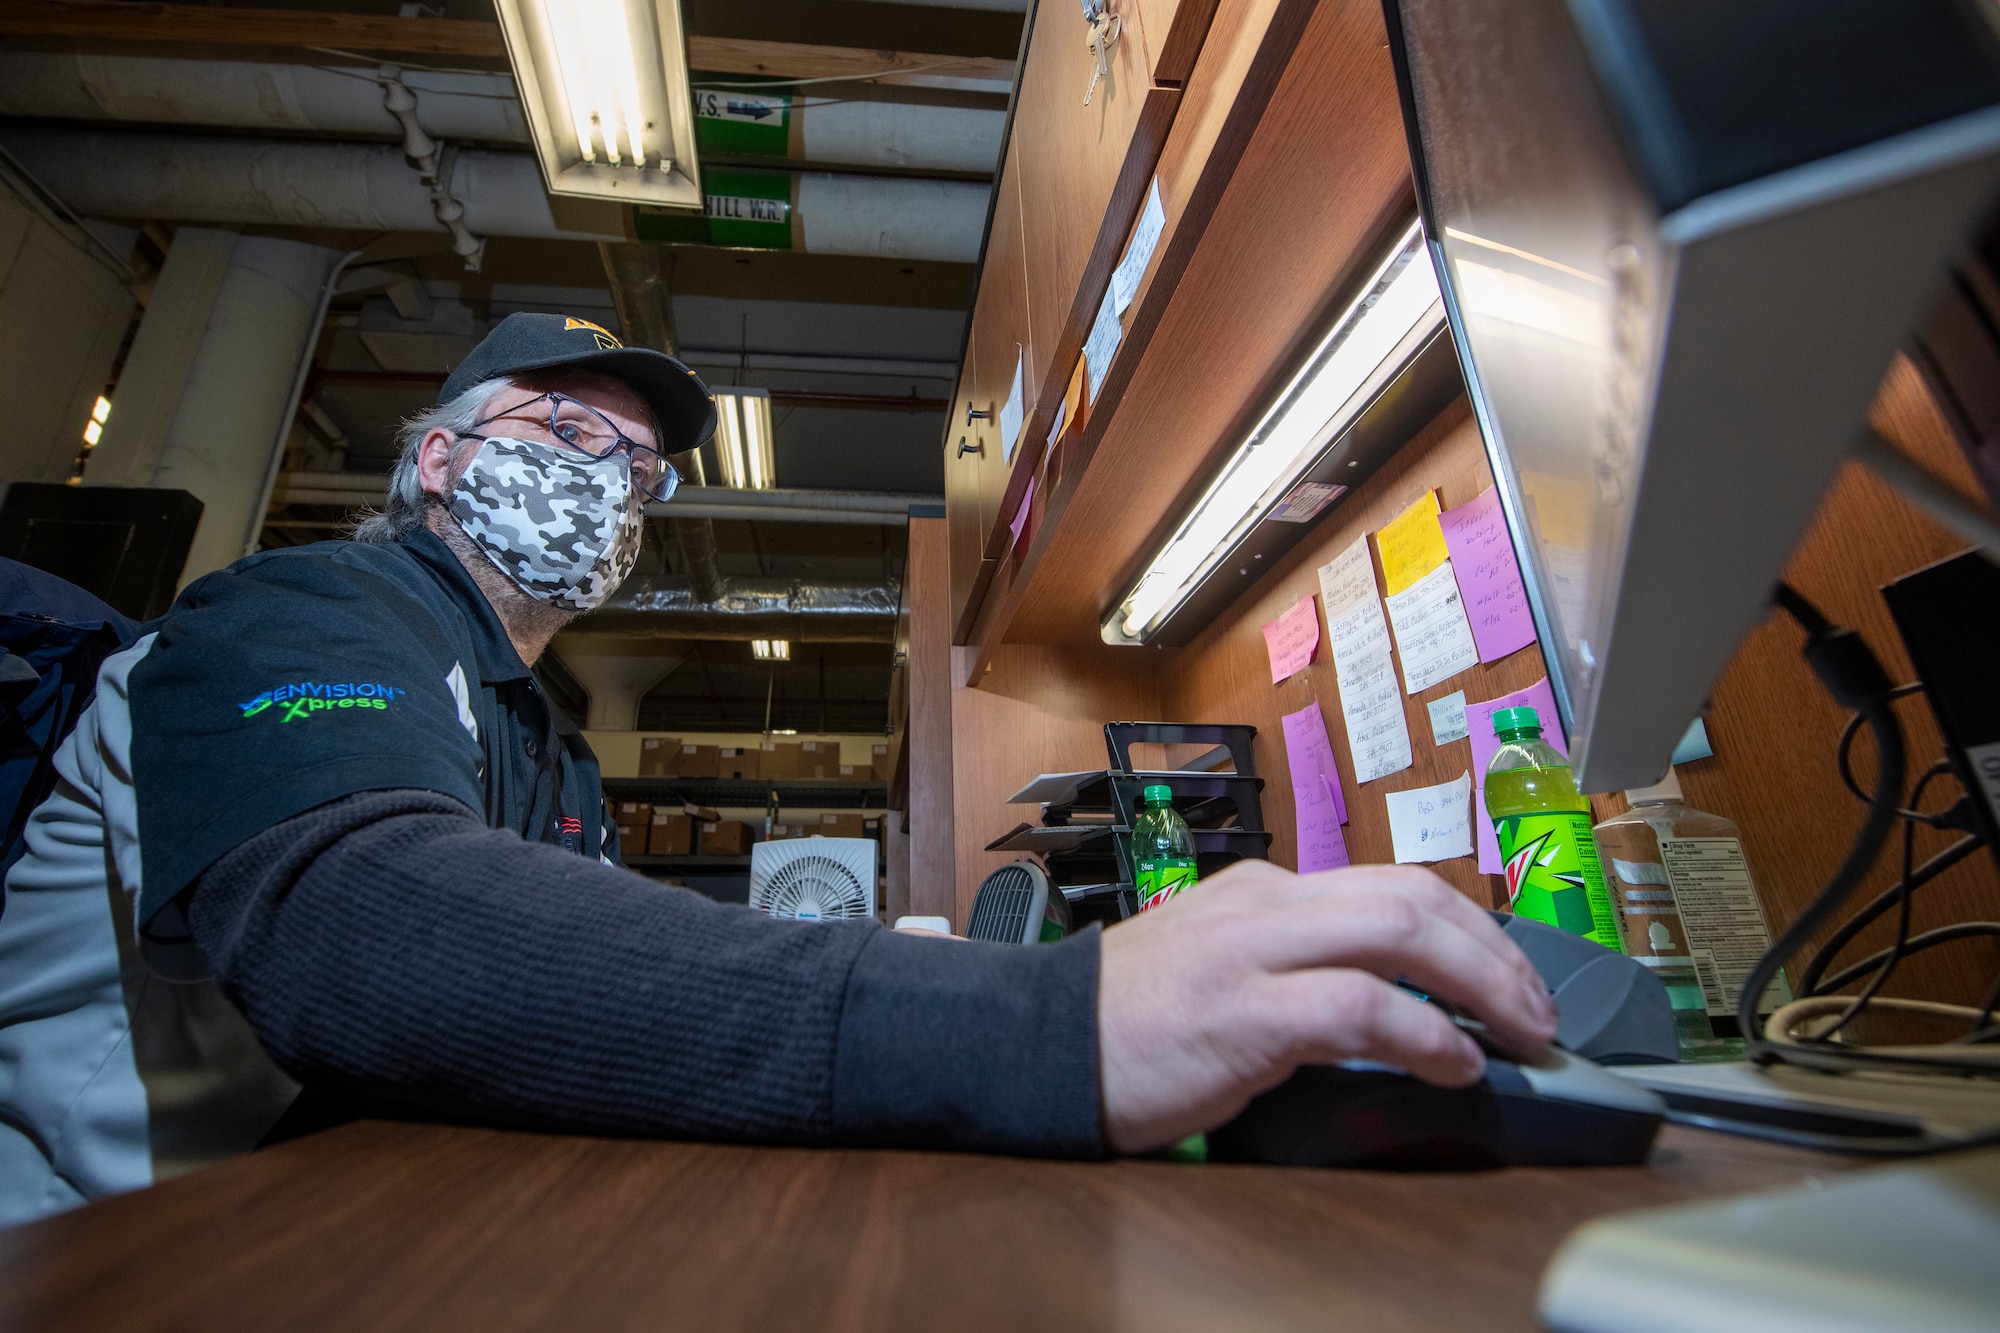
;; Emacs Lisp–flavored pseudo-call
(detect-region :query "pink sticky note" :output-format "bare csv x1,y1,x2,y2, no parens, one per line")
1464,677,1568,874
1008,474,1036,558
1282,702,1351,872
1281,701,1348,824
1262,595,1320,684
1439,488,1537,664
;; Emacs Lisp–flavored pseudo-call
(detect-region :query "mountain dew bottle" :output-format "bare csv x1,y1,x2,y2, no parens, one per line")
1132,784,1197,912
1486,706,1622,952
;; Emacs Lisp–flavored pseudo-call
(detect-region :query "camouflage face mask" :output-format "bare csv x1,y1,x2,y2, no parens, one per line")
448,436,644,612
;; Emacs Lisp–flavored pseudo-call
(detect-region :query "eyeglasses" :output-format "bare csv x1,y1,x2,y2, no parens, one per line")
461,391,682,502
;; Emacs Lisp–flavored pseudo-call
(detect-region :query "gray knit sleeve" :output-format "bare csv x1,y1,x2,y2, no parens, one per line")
182,790,1104,1155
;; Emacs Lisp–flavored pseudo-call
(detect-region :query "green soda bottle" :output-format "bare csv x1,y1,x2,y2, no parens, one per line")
1486,706,1622,952
1132,783,1197,913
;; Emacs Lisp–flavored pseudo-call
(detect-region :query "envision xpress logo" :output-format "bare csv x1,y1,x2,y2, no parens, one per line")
240,681,407,722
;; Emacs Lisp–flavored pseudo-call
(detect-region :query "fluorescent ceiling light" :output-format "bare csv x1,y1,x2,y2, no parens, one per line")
492,0,702,208
752,639,790,661
1112,223,1443,641
711,387,776,490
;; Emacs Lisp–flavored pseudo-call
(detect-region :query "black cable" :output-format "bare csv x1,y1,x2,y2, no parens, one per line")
1811,761,1956,1041
1813,922,2000,995
1743,585,1903,1054
1835,683,1926,806
1798,834,1987,993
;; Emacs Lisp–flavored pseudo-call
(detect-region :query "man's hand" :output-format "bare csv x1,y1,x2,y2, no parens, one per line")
1097,861,1559,1154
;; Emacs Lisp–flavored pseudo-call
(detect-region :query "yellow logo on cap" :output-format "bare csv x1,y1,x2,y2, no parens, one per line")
564,317,622,349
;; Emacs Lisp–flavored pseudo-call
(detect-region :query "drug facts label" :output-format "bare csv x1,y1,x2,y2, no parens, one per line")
1658,837,1777,1016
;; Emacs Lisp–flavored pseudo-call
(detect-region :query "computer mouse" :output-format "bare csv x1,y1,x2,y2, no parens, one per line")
1205,1040,1667,1170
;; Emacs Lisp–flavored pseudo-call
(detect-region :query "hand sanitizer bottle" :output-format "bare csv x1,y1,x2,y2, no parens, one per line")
1592,765,1789,1055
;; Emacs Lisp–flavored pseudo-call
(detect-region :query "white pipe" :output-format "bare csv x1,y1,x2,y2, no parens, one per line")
0,50,1003,175
0,52,526,142
798,173,988,264
0,128,620,240
675,349,959,379
0,128,990,261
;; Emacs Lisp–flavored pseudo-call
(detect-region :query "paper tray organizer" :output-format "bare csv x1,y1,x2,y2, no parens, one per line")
988,723,1273,925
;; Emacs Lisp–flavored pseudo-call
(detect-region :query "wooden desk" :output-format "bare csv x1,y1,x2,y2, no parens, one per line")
0,1122,1845,1331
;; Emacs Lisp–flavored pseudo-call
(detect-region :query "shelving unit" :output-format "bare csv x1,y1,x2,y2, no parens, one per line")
602,777,889,810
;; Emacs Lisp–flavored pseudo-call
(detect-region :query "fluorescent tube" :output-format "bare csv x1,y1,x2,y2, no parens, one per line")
1115,223,1442,639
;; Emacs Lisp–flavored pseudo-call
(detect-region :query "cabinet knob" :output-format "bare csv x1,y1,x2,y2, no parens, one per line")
957,437,984,458
965,402,992,426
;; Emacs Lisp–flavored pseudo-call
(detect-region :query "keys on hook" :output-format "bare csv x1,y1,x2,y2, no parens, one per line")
1084,10,1122,106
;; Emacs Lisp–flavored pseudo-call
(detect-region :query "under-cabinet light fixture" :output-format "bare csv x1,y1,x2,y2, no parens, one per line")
752,639,790,661
492,0,703,208
1105,222,1445,644
710,387,775,490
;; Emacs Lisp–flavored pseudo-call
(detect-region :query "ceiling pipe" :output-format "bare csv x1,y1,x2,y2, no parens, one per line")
0,128,989,263
0,50,1003,175
269,472,939,523
584,576,899,641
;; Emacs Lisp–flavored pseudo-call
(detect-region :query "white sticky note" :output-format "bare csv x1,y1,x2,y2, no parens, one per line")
1317,536,1413,784
1383,559,1480,694
1385,771,1473,864
999,347,1025,463
1084,286,1121,402
1428,690,1468,745
1111,177,1166,315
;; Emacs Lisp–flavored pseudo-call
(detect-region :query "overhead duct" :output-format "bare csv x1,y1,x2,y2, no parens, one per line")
272,472,939,525
0,128,989,262
585,577,899,642
551,634,687,731
0,50,1002,175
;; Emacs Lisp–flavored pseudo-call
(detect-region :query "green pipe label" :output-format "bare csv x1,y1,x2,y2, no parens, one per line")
1497,811,1622,951
634,168,795,250
692,87,791,157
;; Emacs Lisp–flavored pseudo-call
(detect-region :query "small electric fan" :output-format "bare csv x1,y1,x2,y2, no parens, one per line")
748,838,877,921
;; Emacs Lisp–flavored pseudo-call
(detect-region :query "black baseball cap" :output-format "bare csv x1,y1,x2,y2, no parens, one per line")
439,312,717,453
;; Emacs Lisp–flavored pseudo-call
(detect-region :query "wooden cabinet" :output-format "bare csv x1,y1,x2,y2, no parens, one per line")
943,326,989,634
1133,0,1223,83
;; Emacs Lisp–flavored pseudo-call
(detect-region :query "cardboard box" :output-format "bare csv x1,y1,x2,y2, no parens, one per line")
758,741,804,780
801,741,840,780
683,803,721,823
647,809,693,857
819,812,866,840
717,746,759,780
767,822,809,841
676,744,720,779
872,743,890,765
699,820,754,857
637,737,682,778
613,799,651,846
837,763,875,783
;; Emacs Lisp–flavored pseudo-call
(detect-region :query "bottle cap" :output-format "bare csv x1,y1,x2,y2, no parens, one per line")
1624,765,1683,805
1143,783,1174,806
1491,705,1541,737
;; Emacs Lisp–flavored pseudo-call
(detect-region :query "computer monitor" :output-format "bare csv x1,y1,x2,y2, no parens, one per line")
1382,0,2000,792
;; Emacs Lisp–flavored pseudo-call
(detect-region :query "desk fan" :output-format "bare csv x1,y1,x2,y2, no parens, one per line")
748,839,877,921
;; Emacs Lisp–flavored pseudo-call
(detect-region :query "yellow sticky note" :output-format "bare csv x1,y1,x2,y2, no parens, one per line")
1376,491,1449,595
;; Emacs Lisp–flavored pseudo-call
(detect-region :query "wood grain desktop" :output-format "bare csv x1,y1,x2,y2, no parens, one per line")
0,1122,1846,1332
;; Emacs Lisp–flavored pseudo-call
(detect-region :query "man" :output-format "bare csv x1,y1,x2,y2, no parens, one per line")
0,314,1554,1224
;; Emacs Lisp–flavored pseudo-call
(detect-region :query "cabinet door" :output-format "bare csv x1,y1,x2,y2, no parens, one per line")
959,153,1035,635
1133,0,1222,83
1008,0,1181,543
944,327,988,634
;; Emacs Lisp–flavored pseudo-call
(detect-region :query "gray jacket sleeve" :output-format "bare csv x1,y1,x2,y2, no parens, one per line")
183,789,1104,1156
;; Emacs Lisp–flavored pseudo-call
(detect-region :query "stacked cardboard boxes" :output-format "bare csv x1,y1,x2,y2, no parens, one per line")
758,740,804,779
801,741,841,779
717,746,759,780
612,800,650,848
676,744,721,778
646,807,694,856
818,812,867,840
837,762,874,782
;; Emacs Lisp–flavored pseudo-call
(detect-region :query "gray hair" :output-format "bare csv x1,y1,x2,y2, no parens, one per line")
349,376,514,543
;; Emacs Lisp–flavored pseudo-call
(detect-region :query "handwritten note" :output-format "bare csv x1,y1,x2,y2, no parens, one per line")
1428,690,1468,745
1084,285,1120,402
1008,474,1036,558
1383,560,1479,693
999,347,1025,463
1261,595,1321,684
1317,537,1413,784
1375,491,1450,595
1282,703,1350,872
1111,177,1166,316
1385,771,1473,863
1465,677,1568,874
1439,487,1537,663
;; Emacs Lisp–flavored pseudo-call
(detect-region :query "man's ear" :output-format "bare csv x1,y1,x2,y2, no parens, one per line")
415,428,464,498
